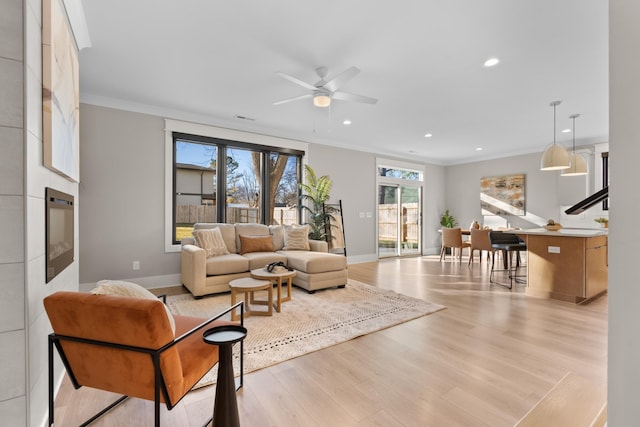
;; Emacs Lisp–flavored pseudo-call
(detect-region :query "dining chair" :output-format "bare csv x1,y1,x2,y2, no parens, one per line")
468,228,495,266
440,227,471,262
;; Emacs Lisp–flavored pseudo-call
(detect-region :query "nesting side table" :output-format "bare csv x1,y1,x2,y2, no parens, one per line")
249,268,296,313
228,277,273,321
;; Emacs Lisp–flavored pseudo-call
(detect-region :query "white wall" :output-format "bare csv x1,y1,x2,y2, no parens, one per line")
79,105,177,286
424,163,447,253
307,144,378,262
78,105,449,279
0,0,81,425
608,1,640,424
86,102,609,283
444,151,606,231
79,105,394,284
307,146,447,258
0,0,26,424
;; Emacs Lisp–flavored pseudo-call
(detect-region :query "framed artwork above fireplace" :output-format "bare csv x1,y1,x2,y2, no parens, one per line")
42,0,80,182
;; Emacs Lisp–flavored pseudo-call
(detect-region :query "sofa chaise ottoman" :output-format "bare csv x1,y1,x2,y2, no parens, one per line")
181,223,348,297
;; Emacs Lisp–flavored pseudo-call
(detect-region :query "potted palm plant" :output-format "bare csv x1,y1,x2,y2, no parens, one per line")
299,165,335,240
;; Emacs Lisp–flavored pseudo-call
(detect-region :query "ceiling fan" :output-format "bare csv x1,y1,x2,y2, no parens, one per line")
273,66,378,108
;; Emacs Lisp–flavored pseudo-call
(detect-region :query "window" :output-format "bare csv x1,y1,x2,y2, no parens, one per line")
378,166,422,181
171,132,303,244
174,140,217,242
270,152,300,226
225,147,262,224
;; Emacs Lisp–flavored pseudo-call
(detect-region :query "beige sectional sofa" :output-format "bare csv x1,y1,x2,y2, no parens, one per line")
181,223,348,298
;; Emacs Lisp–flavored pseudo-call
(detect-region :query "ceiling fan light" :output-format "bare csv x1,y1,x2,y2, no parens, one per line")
562,153,588,176
540,144,571,170
313,94,331,108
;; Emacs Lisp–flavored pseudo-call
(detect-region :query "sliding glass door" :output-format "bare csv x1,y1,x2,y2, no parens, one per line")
378,185,399,257
400,186,421,256
378,184,422,257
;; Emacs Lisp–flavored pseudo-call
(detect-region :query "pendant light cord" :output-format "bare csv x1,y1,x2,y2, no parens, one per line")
570,113,580,153
550,100,561,146
554,104,557,145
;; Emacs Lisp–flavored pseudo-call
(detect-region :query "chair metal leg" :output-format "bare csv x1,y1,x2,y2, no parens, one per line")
491,250,526,289
48,336,54,427
49,334,131,427
509,251,527,285
490,250,513,289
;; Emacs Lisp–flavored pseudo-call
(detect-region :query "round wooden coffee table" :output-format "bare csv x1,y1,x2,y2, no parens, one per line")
250,268,296,313
228,277,273,321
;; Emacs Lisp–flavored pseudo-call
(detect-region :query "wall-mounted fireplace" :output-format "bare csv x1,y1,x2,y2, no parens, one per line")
46,187,74,283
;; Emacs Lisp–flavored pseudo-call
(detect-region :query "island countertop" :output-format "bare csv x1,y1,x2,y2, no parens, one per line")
512,228,608,237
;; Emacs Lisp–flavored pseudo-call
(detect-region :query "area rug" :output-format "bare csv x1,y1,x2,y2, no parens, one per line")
166,279,445,388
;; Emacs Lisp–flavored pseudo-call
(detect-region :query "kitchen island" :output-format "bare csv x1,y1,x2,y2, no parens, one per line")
514,228,608,303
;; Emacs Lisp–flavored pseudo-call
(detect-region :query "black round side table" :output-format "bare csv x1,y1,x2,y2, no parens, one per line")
203,325,247,427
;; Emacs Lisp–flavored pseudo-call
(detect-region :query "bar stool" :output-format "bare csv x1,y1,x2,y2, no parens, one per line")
489,231,527,289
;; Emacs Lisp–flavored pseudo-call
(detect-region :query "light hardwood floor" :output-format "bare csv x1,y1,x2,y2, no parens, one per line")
53,256,607,426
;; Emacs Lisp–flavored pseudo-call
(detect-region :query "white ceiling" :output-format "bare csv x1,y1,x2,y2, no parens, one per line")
78,0,608,165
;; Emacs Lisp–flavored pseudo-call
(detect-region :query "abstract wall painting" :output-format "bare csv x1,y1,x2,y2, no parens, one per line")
480,174,526,216
43,0,80,182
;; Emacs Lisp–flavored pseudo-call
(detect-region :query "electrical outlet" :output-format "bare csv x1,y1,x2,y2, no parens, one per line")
133,261,140,270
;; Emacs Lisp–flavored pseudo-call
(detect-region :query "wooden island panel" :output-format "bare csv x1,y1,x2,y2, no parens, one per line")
585,236,608,298
517,230,607,303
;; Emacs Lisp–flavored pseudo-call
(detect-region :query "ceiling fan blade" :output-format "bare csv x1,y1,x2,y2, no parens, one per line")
275,71,317,90
272,93,313,106
332,90,378,104
324,66,360,91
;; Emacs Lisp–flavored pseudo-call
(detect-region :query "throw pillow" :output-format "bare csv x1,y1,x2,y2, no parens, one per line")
269,225,285,251
239,234,274,254
90,280,176,335
283,225,310,250
193,227,230,257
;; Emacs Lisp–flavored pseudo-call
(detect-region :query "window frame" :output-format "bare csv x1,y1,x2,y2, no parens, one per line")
165,119,307,252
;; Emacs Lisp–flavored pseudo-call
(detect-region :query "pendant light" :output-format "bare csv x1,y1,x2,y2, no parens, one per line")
540,101,570,170
562,114,588,176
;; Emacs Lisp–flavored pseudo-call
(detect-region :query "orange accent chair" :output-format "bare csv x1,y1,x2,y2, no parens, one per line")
43,291,243,427
440,227,471,262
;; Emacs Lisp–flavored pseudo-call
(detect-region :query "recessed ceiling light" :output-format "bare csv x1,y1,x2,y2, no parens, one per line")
484,58,500,67
424,133,433,138
475,147,483,151
343,119,352,125
561,128,572,133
